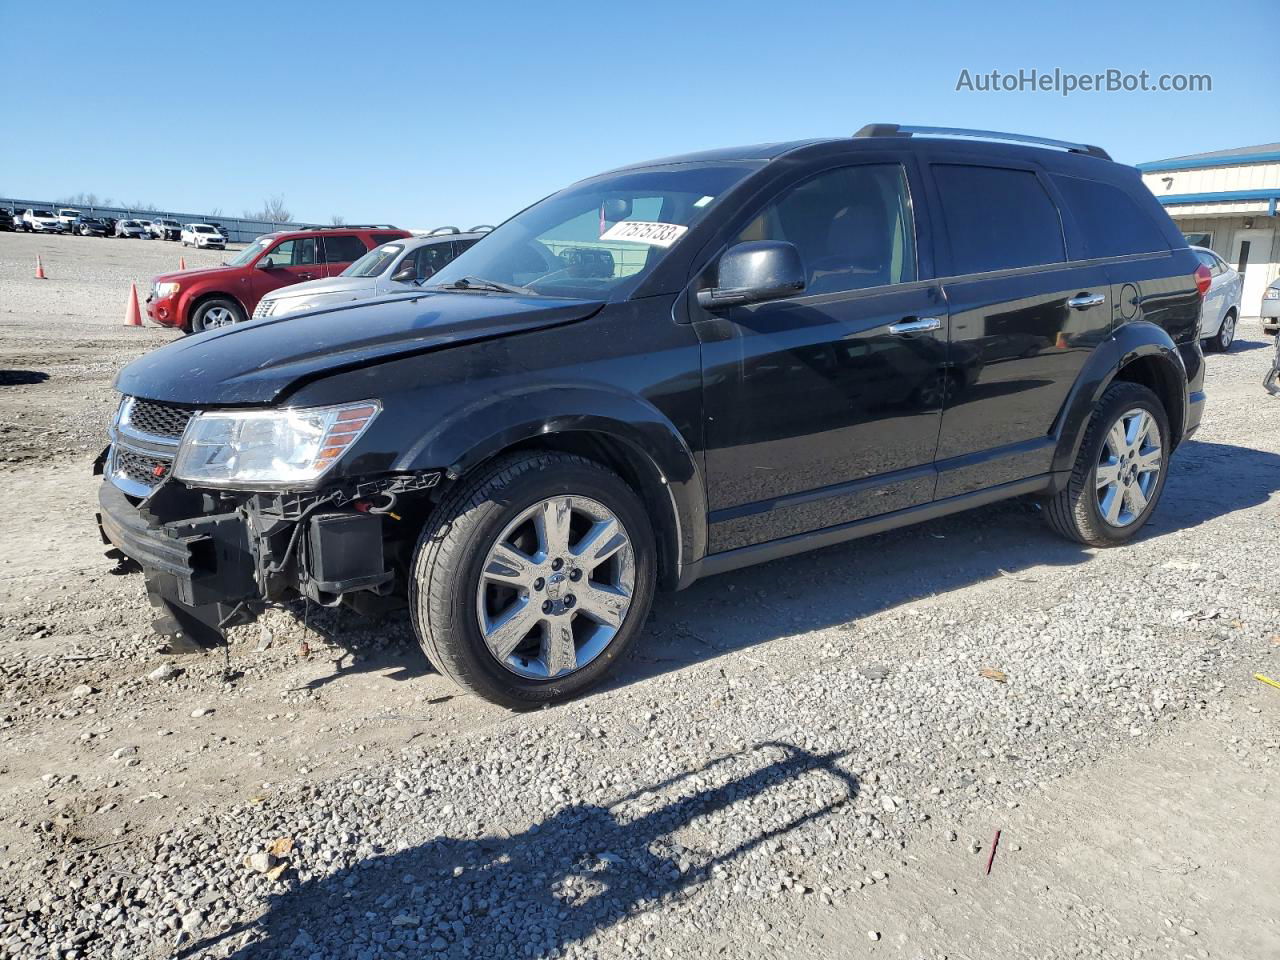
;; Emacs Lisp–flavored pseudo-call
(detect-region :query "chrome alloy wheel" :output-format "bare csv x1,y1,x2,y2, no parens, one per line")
203,306,237,328
1095,407,1162,527
476,495,635,680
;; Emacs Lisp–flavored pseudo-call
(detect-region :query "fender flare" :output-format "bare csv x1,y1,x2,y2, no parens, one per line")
1051,321,1188,476
398,384,707,589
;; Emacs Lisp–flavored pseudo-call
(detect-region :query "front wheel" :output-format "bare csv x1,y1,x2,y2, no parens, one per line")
410,452,657,708
190,298,244,332
1043,382,1170,546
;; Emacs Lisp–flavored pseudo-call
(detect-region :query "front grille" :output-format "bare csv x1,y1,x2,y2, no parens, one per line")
127,399,196,440
114,448,171,488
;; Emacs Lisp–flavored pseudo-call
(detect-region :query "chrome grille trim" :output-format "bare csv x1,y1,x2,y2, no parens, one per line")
107,397,198,496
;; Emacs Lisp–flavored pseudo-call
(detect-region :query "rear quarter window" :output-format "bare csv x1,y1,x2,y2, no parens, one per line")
931,164,1066,275
323,234,369,263
1051,175,1170,259
371,232,405,247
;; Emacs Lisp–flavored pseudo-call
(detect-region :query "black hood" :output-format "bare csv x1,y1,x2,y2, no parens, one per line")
114,293,604,405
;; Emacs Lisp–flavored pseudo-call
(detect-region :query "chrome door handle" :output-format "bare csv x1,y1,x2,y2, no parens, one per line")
1067,293,1105,310
888,316,942,335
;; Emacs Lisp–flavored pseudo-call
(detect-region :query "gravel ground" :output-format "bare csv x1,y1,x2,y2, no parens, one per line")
0,230,1277,959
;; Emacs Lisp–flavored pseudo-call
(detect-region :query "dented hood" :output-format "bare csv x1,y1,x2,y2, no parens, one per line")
115,292,603,405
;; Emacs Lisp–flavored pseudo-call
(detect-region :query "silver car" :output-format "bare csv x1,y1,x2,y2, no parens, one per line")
1262,277,1279,336
251,229,488,320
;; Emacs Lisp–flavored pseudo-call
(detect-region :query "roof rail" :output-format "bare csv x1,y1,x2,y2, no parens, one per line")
288,223,402,231
853,123,1111,160
468,224,495,233
428,226,461,236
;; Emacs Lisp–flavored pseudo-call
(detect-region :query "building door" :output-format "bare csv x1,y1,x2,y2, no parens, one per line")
1233,228,1273,317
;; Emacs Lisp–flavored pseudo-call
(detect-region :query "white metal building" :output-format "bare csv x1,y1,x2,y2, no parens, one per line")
1138,144,1280,318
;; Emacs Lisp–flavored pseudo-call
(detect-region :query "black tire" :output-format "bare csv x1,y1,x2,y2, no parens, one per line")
410,452,657,709
189,297,245,333
1043,382,1170,547
1206,309,1236,353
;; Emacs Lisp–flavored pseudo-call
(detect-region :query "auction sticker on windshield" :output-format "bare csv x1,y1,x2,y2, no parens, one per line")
600,221,689,247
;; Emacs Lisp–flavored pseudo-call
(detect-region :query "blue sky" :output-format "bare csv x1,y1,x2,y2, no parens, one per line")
0,0,1271,227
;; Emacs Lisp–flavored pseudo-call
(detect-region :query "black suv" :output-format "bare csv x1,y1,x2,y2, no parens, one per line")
97,124,1207,707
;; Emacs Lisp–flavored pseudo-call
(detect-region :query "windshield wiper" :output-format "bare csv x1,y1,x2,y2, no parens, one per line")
432,275,534,295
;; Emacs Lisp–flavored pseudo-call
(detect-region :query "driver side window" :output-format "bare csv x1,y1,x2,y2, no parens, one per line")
264,238,318,267
737,164,917,296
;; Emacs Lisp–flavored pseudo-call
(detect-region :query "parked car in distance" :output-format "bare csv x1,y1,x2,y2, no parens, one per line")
71,216,110,237
115,219,148,238
136,219,156,238
1191,246,1243,352
100,216,118,236
1262,277,1280,336
208,222,230,240
23,209,64,233
251,230,485,320
98,125,1208,708
150,218,182,241
0,208,13,231
145,225,410,331
180,223,225,249
56,208,82,231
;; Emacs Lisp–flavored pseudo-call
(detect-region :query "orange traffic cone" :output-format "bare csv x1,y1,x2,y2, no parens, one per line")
35,255,46,279
179,256,186,270
124,283,142,327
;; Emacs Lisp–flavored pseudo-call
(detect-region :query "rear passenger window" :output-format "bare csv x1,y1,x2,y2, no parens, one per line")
323,234,368,263
372,232,404,247
932,165,1065,275
1051,175,1169,259
736,163,917,295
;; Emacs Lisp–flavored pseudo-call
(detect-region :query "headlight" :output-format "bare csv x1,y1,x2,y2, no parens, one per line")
172,401,380,488
154,281,181,298
1265,288,1280,301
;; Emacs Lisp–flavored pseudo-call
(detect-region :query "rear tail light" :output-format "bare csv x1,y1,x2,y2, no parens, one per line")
1194,264,1212,298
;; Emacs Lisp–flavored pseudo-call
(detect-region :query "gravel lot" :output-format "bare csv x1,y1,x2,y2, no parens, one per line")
1,230,1277,959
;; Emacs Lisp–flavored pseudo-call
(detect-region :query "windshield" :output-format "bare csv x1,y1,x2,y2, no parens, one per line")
428,162,761,300
34,210,53,217
226,236,273,266
343,243,403,278
194,225,214,233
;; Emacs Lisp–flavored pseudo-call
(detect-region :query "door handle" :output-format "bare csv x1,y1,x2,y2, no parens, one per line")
888,316,942,335
1067,292,1105,310
299,273,315,280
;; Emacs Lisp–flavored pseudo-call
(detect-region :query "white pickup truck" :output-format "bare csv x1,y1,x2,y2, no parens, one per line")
56,208,82,231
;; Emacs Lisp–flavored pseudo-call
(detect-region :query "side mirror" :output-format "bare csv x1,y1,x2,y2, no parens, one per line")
255,257,275,270
391,263,418,283
696,240,805,310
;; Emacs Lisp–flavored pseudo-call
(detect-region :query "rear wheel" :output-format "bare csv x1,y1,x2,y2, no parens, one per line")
410,452,656,708
1207,309,1236,353
190,298,244,332
1043,382,1169,547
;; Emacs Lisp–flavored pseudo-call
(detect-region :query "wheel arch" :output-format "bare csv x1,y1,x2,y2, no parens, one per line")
1052,321,1189,476
398,389,707,592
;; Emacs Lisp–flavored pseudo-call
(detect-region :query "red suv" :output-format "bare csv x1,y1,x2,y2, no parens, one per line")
145,225,411,332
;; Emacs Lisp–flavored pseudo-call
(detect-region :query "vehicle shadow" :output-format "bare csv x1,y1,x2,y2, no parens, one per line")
0,369,50,386
183,741,858,959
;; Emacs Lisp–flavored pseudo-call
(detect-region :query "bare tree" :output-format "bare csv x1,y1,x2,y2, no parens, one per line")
254,195,291,223
132,200,160,212
58,191,100,206
208,206,224,217
330,214,346,226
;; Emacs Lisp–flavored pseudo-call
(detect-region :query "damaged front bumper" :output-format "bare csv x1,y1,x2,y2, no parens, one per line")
95,450,437,651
